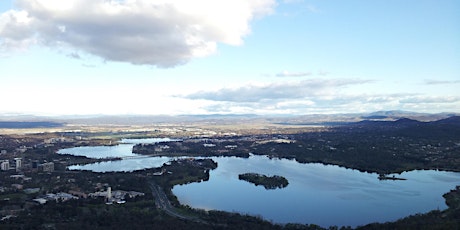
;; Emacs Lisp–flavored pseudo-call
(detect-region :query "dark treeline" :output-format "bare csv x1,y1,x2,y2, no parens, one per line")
252,117,460,174
238,173,289,190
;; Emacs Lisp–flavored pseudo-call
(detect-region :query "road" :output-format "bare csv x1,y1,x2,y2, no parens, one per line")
148,181,202,222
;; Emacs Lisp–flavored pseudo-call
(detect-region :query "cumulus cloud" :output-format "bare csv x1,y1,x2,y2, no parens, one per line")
0,9,36,50
182,78,373,102
0,0,275,67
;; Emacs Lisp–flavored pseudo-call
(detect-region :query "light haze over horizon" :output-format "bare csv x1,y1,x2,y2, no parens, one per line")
1,0,459,116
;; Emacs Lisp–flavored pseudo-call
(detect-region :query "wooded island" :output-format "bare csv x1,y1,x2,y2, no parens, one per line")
238,173,289,190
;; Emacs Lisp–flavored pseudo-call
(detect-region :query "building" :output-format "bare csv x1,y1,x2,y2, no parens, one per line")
41,162,54,172
1,160,9,171
0,150,7,155
14,158,22,170
69,190,88,199
107,187,112,200
34,193,78,204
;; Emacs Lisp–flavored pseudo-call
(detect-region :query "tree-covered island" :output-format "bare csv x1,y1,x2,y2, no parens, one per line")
238,173,289,190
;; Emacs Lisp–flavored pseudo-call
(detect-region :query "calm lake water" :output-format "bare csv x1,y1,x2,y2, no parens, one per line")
57,138,175,172
58,139,460,227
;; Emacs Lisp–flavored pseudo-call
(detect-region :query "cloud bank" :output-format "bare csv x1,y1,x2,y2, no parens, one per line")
183,78,372,102
179,79,460,114
0,0,275,66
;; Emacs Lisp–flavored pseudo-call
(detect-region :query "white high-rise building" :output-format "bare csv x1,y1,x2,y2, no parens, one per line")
14,158,22,170
1,160,9,171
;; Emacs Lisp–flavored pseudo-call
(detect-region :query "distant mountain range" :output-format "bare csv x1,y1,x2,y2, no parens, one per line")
270,110,459,126
353,116,460,128
0,111,458,127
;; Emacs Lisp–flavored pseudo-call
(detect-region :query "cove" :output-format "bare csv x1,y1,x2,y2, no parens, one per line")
58,139,460,228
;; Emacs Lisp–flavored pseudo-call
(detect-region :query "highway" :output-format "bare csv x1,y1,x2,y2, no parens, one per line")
148,181,202,222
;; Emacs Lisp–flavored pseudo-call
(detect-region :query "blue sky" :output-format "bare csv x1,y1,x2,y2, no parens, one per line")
1,0,459,116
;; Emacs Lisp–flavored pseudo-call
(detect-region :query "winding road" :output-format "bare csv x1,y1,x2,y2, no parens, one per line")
148,181,203,222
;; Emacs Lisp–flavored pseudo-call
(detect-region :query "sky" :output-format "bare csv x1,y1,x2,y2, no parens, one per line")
0,0,459,116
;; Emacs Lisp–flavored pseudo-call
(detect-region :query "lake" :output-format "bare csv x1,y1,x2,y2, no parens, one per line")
58,139,460,227
57,138,176,172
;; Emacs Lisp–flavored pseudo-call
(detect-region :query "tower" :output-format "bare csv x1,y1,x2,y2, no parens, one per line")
14,158,22,171
107,187,112,200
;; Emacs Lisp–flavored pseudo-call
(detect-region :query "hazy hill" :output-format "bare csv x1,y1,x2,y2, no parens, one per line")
0,111,458,126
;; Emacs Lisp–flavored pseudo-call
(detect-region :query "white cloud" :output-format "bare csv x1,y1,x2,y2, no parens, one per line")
179,80,459,114
276,70,312,77
182,78,373,102
399,96,460,104
0,0,275,67
282,0,304,4
305,5,321,13
424,79,460,85
0,10,36,51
